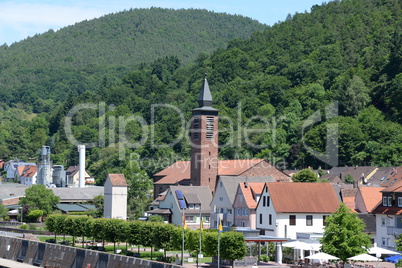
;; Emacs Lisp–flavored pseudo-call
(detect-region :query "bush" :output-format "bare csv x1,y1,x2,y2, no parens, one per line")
20,224,28,229
259,255,270,262
139,251,164,258
156,256,174,263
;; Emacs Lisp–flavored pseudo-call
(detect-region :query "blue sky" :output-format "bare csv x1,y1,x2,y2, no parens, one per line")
0,0,327,45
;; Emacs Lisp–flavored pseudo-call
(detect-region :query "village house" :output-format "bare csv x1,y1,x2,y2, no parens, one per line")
148,185,212,228
256,182,339,239
232,182,264,229
372,169,402,250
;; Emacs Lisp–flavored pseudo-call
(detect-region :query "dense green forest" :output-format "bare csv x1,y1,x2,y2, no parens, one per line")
1,0,402,189
0,8,265,112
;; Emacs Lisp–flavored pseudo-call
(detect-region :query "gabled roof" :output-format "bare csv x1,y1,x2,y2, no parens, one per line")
367,167,396,187
108,174,127,187
21,166,37,178
239,182,265,209
219,176,275,205
381,175,402,193
267,182,339,213
341,188,358,211
379,167,402,190
328,166,378,182
17,166,25,176
167,186,212,214
359,187,384,213
154,159,288,185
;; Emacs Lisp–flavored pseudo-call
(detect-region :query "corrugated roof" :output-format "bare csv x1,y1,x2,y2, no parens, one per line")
268,182,339,213
52,187,104,202
56,203,96,212
108,174,127,186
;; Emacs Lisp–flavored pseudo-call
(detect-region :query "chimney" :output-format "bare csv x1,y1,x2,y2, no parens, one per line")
78,145,86,188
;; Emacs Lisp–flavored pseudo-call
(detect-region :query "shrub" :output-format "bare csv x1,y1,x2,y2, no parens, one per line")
156,256,174,263
20,224,28,229
259,255,270,262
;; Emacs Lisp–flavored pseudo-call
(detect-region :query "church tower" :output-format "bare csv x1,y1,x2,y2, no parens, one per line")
190,77,219,193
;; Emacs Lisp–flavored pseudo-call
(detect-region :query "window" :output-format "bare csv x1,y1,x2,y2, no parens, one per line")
195,204,200,209
206,117,214,140
381,217,386,226
383,197,388,206
263,196,266,207
186,216,194,222
323,215,327,226
267,196,270,207
289,215,296,226
388,196,392,206
399,197,402,207
193,118,199,140
227,209,232,215
189,204,194,209
382,237,387,246
259,214,263,224
237,208,241,216
306,215,313,226
219,197,223,201
245,209,249,216
269,214,272,225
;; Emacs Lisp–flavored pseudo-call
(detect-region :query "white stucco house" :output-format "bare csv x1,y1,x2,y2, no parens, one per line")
256,182,339,239
104,174,127,220
372,171,402,249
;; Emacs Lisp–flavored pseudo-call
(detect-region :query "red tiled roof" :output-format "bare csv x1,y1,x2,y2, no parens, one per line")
108,174,127,186
240,182,265,209
372,205,402,215
218,159,264,175
359,187,384,212
267,182,339,213
154,159,287,184
381,167,402,192
22,166,37,178
17,166,25,176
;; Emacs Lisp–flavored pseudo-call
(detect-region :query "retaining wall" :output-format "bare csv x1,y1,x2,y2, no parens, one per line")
0,235,183,268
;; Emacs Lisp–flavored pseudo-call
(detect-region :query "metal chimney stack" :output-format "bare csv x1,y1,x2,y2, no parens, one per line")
78,145,86,188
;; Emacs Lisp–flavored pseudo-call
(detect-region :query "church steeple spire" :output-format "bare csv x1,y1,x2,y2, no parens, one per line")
198,75,213,108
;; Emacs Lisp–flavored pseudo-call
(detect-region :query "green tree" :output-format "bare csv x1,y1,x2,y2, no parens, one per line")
123,160,153,219
0,204,8,220
292,169,318,182
92,195,104,218
19,185,60,217
344,174,354,184
320,203,371,262
221,232,247,268
27,209,44,222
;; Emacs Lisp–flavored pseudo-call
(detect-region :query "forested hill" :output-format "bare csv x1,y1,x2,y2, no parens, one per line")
0,8,266,111
1,0,402,187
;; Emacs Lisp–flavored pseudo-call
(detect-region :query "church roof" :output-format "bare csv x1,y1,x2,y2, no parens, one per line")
154,159,278,185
